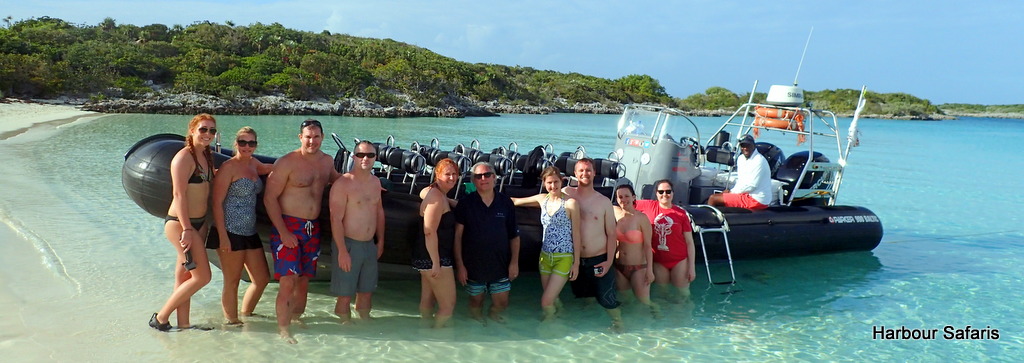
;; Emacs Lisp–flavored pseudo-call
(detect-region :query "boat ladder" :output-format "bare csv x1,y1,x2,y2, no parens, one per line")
689,205,736,285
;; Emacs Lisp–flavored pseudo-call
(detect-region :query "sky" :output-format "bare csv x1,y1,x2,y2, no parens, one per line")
3,0,1023,105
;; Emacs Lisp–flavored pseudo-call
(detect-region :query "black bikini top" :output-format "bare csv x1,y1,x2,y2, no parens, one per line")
187,147,212,184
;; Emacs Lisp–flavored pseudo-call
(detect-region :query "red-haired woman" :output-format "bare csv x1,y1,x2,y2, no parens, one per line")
414,158,460,328
150,114,216,331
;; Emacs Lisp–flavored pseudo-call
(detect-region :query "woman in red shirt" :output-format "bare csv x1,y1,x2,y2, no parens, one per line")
633,179,696,301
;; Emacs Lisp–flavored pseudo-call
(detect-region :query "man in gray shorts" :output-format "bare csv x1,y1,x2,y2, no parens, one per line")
329,141,386,323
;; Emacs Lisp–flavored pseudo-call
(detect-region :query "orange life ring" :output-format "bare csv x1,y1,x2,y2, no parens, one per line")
752,106,806,144
754,106,797,119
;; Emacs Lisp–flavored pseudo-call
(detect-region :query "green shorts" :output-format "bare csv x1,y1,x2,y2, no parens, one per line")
539,251,574,277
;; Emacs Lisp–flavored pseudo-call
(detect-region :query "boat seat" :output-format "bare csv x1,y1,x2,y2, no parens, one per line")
704,146,735,166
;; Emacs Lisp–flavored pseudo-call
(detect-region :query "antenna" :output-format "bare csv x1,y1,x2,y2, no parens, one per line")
793,27,813,86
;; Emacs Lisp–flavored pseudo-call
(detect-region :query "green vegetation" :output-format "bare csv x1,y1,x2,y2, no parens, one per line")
0,17,667,107
938,103,1024,114
0,17,948,117
677,87,942,116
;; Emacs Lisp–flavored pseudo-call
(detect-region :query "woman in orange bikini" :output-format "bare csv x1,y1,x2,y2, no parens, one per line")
612,184,658,316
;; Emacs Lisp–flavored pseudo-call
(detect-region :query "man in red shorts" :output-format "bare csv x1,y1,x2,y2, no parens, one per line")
264,119,341,343
708,134,772,209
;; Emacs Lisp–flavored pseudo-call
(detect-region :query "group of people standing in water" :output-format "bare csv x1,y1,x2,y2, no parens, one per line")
151,114,697,342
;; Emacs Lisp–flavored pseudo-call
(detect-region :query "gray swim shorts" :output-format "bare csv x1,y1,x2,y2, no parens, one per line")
329,237,379,297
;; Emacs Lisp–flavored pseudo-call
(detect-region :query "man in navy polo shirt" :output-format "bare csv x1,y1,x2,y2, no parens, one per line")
455,162,521,324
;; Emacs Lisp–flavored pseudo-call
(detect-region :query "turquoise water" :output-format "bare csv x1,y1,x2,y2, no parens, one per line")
0,113,1021,361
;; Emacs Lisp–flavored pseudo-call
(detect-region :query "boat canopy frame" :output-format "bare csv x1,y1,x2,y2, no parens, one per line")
705,81,867,206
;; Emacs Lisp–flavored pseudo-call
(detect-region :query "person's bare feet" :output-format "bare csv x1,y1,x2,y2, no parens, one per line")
469,307,486,325
279,328,297,344
488,311,506,324
433,314,452,329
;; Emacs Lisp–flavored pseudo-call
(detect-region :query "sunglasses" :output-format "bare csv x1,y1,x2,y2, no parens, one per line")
354,152,376,159
473,172,495,180
198,127,217,135
657,190,673,195
236,139,258,147
300,119,322,129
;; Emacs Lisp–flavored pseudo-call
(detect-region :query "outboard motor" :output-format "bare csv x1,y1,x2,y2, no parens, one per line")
754,142,785,176
775,151,829,199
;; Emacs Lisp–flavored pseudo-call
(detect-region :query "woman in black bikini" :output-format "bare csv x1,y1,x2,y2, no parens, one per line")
149,113,217,331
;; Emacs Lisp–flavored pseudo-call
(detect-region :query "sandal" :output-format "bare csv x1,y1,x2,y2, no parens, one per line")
149,313,172,332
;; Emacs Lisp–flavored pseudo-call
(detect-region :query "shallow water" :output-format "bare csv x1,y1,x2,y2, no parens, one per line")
0,113,1021,361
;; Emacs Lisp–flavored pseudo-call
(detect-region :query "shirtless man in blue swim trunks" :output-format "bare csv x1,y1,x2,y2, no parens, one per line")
329,141,385,324
264,119,341,343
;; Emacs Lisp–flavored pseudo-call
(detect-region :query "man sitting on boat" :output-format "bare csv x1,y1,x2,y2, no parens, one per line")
708,134,772,210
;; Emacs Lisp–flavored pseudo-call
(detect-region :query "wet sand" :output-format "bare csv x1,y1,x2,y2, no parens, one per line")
0,102,149,360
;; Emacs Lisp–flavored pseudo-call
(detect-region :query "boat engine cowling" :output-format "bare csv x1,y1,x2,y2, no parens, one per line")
754,142,786,176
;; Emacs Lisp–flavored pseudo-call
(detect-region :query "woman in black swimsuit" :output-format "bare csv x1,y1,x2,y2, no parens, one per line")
414,158,460,328
149,114,217,331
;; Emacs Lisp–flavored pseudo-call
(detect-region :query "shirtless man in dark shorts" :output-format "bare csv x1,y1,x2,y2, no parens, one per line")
563,158,624,333
329,141,385,323
264,119,340,343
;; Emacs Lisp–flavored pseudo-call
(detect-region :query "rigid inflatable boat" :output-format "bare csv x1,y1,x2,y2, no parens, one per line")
122,84,882,282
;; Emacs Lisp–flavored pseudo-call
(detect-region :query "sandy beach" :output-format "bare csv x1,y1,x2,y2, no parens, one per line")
0,101,121,360
0,100,98,137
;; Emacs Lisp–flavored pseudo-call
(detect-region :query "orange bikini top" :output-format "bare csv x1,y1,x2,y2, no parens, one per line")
616,229,643,244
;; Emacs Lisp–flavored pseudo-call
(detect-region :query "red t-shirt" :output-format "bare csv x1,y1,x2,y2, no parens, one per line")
634,200,692,261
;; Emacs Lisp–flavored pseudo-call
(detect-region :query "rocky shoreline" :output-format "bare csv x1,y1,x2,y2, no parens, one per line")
939,111,1024,119
74,92,638,118
9,94,1015,121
